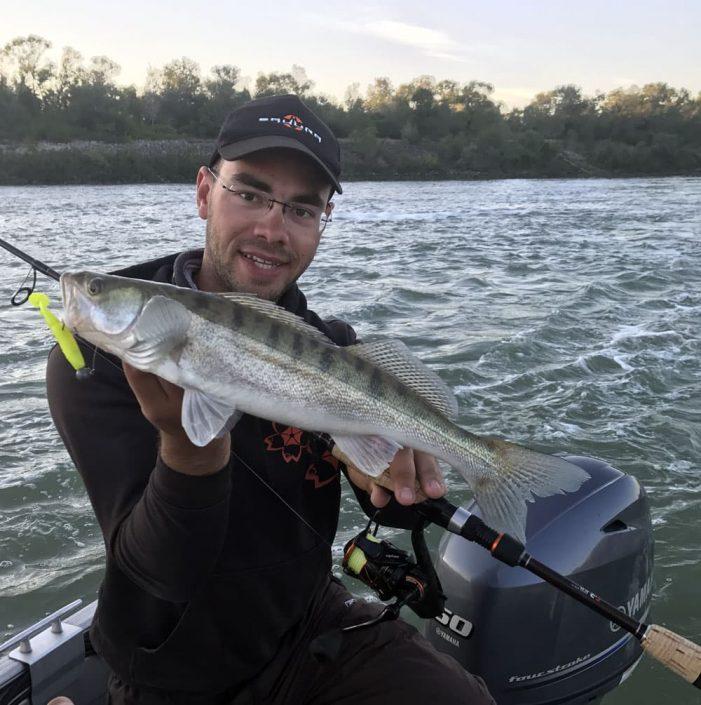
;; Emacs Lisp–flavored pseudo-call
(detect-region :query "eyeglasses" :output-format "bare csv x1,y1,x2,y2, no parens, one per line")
207,167,331,236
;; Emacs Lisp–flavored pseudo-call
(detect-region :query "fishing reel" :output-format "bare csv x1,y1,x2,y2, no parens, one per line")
342,516,446,620
310,516,445,663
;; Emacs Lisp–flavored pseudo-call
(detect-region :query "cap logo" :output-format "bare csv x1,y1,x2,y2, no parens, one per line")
283,114,304,131
258,115,322,143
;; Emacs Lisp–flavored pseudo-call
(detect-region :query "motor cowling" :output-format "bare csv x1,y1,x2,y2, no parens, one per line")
424,456,654,705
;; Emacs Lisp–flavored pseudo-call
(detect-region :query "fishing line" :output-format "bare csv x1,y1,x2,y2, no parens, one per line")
228,444,334,550
72,335,121,376
65,334,330,549
10,266,37,306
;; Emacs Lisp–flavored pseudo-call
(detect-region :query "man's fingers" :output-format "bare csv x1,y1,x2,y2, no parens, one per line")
414,450,446,499
123,362,167,401
369,484,392,509
122,362,187,436
123,362,183,404
342,447,445,508
389,448,417,505
344,463,392,508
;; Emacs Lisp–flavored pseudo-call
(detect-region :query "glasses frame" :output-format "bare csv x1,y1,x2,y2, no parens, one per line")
207,167,332,235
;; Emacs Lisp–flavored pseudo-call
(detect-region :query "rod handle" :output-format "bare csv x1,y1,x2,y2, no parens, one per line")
641,624,701,687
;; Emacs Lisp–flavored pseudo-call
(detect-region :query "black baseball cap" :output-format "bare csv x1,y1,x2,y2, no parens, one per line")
210,94,342,194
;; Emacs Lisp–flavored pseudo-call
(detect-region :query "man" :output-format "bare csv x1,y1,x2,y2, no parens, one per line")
47,95,494,705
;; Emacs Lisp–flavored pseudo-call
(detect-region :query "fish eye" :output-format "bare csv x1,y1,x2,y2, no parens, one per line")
87,277,104,296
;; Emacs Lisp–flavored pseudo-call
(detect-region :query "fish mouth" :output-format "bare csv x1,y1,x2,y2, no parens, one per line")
60,272,88,331
60,271,141,342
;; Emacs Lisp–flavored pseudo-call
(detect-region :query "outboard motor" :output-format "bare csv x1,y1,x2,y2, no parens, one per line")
424,456,654,705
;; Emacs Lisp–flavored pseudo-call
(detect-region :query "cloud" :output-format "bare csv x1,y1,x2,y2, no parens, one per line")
426,51,468,63
365,20,455,50
492,86,538,109
362,20,467,62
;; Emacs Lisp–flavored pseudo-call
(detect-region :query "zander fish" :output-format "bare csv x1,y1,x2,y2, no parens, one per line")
61,271,589,542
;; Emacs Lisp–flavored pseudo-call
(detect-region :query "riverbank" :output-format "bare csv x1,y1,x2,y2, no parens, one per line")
1,138,699,185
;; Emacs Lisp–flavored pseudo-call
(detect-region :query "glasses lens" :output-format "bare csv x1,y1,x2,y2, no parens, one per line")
214,173,329,235
285,203,323,230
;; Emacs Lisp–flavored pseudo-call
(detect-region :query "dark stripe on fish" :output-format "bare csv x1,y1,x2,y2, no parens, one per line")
232,304,244,328
267,322,281,348
292,333,304,358
371,368,384,398
319,346,335,373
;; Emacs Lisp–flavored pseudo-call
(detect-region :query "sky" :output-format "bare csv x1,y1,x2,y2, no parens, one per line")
1,0,699,108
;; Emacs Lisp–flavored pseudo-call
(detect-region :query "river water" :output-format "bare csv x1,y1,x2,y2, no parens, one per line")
0,178,699,703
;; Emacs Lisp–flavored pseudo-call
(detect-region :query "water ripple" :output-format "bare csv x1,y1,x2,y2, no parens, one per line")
0,179,699,705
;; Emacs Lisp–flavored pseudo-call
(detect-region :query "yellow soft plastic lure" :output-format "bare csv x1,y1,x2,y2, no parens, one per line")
28,292,86,372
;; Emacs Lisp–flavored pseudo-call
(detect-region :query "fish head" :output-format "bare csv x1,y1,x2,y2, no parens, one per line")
61,271,147,355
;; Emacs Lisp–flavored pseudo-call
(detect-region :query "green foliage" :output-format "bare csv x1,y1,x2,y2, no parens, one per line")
0,34,699,183
255,66,313,98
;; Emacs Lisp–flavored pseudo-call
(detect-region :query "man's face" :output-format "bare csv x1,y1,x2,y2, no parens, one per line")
195,150,333,301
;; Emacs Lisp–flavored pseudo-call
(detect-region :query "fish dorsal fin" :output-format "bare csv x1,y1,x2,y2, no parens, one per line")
217,292,333,344
350,340,459,420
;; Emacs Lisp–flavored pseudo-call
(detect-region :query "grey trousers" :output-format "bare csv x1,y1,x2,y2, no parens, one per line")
108,578,495,705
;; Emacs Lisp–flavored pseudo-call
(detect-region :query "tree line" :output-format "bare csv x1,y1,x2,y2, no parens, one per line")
1,34,700,184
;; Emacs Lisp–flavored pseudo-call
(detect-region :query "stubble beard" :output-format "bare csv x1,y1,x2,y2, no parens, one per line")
205,219,295,302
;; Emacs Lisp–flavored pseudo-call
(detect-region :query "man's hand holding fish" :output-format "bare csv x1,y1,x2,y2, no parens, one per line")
122,361,231,477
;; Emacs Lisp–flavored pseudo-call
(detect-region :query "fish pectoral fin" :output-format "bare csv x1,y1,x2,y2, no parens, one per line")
134,295,191,342
182,389,240,447
331,434,403,478
124,295,191,368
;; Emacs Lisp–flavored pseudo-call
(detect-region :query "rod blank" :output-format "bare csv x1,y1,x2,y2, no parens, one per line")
0,237,61,281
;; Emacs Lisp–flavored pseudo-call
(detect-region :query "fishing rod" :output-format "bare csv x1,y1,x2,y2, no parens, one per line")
0,237,95,377
0,236,61,282
331,447,701,690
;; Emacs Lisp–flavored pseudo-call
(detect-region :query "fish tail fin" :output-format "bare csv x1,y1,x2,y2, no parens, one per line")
460,438,590,544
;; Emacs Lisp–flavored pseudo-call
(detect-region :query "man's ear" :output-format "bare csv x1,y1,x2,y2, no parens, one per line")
196,166,213,220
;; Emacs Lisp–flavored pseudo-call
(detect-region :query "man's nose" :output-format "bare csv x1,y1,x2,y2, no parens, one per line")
252,201,290,244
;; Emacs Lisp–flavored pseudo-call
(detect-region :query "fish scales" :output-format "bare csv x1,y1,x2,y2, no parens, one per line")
181,310,414,438
179,302,457,463
175,288,515,479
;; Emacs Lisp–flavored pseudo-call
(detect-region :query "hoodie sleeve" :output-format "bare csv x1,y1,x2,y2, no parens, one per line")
46,342,232,602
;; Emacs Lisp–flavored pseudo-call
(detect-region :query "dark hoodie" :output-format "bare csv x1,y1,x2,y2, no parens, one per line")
47,251,414,699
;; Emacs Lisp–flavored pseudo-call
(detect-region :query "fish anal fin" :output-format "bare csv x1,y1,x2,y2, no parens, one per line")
331,434,402,478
